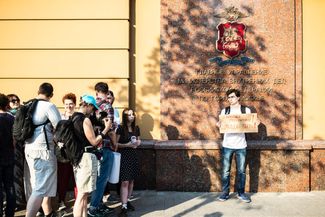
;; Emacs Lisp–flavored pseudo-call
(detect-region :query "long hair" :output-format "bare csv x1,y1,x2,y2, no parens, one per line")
121,108,136,135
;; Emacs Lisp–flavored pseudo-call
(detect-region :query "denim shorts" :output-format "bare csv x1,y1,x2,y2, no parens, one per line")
25,149,57,197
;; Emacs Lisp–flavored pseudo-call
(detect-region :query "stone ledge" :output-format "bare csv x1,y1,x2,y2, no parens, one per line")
138,140,317,150
135,140,325,191
137,139,156,148
309,140,325,149
247,140,312,150
155,140,222,150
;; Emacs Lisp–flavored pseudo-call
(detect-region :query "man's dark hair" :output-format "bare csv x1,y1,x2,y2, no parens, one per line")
38,82,54,98
95,82,109,94
0,93,9,110
226,89,241,97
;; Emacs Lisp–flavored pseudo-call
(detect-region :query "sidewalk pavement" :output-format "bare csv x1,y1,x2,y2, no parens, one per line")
15,190,325,217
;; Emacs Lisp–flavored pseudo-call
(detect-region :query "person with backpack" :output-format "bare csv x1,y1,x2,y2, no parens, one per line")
22,83,61,217
216,89,258,203
0,93,16,217
88,82,117,217
72,94,112,217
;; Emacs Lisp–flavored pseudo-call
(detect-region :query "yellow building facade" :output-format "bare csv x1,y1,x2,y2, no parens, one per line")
0,0,324,140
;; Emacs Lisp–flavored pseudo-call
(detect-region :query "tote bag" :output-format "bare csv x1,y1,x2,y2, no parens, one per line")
108,152,121,184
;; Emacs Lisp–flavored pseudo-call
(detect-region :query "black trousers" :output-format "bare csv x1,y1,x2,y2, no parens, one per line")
0,164,16,217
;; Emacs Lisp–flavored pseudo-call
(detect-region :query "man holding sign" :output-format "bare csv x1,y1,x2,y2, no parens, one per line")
216,89,259,203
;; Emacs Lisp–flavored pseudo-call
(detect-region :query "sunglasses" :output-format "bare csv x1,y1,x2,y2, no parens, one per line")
79,102,88,107
10,99,19,103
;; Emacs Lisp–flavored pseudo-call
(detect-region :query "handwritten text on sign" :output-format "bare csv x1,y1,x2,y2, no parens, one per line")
219,113,258,133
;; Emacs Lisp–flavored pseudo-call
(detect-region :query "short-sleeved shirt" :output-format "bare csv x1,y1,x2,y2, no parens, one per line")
0,112,15,165
116,125,140,181
220,105,251,149
96,98,114,126
25,100,61,150
116,125,140,145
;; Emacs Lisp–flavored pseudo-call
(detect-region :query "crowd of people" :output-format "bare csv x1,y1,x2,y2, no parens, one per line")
1,81,260,217
0,81,141,217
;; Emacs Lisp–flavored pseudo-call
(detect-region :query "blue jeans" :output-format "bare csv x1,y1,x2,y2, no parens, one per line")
221,147,247,194
90,148,114,208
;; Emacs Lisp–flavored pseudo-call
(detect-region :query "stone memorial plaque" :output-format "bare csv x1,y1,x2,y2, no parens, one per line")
161,0,302,140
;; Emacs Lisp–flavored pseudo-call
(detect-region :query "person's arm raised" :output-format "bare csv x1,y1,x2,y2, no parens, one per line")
83,117,111,146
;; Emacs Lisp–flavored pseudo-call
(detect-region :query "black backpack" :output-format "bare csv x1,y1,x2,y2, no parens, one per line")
53,114,85,166
13,99,50,147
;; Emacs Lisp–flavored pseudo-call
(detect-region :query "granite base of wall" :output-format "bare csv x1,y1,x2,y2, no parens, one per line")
311,144,325,191
134,140,325,192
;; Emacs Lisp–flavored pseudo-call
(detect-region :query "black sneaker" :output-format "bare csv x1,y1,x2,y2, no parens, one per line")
107,194,120,202
87,209,97,217
98,203,114,214
217,192,230,201
88,209,103,217
127,202,135,211
118,207,127,217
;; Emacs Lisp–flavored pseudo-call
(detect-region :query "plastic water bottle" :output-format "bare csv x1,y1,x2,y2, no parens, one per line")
131,136,137,144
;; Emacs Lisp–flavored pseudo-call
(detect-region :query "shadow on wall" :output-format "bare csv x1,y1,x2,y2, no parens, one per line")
158,0,306,193
139,113,154,139
136,37,161,140
166,125,180,139
135,0,308,199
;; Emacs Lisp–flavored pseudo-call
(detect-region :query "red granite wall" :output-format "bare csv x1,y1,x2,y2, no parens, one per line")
160,0,302,140
311,145,325,190
135,140,325,192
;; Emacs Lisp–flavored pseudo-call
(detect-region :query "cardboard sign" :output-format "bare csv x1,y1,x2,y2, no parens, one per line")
219,113,258,133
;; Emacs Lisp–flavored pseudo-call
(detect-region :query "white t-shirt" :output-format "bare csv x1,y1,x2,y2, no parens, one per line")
25,100,61,150
220,105,251,149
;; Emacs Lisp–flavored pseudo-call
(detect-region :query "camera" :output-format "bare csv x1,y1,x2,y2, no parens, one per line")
99,111,108,125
